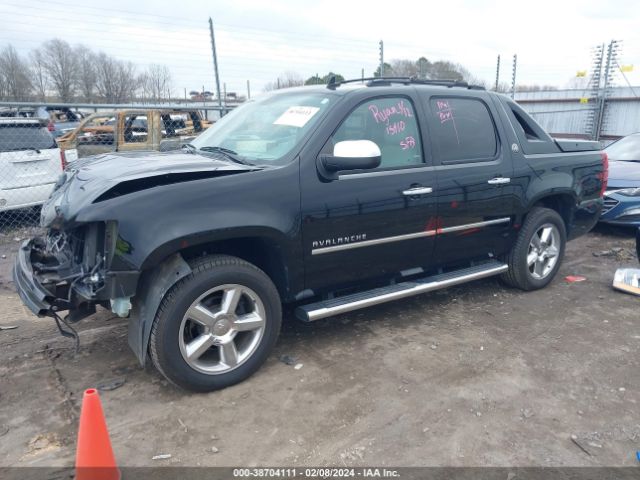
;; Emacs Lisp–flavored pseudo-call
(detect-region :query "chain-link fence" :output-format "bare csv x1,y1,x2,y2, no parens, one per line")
0,103,231,235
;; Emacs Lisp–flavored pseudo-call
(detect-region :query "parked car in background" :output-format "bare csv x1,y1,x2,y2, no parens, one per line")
0,107,87,139
0,118,65,212
56,109,212,160
41,107,85,139
600,133,640,226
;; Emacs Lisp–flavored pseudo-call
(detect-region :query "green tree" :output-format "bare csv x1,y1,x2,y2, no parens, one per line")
373,63,393,77
304,72,345,85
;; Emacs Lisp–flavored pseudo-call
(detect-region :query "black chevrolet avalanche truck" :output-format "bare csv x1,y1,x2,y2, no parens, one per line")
14,78,607,391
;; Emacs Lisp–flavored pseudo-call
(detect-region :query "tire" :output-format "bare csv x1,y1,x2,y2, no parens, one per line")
149,255,282,392
501,207,567,291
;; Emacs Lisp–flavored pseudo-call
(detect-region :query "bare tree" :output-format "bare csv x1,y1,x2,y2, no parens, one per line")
29,49,48,101
390,59,418,77
94,52,119,102
0,45,32,101
264,71,303,91
75,45,97,102
115,61,138,102
95,52,138,103
140,64,172,101
40,39,78,101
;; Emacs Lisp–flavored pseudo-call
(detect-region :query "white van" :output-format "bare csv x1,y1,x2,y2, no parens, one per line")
0,119,64,212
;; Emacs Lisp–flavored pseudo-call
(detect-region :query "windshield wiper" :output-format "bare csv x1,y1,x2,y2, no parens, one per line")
182,143,197,154
198,146,255,166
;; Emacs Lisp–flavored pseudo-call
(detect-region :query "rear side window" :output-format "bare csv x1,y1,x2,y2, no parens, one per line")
0,124,56,152
429,97,497,163
332,97,423,170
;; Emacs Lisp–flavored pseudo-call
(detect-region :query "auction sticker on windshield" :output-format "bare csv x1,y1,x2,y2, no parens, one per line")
273,106,320,128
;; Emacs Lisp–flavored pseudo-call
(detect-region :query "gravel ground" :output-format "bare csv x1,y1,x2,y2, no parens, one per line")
0,225,639,468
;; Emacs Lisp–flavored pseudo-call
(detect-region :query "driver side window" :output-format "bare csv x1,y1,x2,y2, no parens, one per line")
333,97,424,169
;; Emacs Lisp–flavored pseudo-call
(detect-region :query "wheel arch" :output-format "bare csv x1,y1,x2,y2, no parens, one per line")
528,192,576,236
139,229,298,302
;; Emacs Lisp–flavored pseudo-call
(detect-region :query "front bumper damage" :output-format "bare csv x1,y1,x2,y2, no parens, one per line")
13,228,138,322
13,239,66,316
14,230,192,366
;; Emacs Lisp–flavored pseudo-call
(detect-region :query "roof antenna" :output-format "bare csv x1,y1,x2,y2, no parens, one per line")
326,75,338,90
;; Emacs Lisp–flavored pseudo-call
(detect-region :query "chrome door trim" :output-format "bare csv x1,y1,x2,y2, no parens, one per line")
438,217,510,234
311,217,511,255
312,230,436,255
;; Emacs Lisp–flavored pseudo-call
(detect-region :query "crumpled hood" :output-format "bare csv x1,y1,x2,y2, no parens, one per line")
607,160,640,187
42,150,256,227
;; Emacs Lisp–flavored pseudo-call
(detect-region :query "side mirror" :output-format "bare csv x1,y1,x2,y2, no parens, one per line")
319,140,381,179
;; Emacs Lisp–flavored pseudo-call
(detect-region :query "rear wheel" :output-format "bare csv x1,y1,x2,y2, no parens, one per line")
150,255,281,392
501,207,566,290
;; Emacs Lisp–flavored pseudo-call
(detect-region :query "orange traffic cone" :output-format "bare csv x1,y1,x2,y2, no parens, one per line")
75,388,120,480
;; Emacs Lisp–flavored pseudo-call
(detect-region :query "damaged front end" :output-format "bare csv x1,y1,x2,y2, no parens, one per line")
13,221,137,324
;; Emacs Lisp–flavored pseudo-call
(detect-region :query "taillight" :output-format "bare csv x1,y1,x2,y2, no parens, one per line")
60,150,67,171
598,151,609,197
47,121,55,132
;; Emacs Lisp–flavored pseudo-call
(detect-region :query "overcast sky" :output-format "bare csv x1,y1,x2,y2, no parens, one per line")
2,0,639,96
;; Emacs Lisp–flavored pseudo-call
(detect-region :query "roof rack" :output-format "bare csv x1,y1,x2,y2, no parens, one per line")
326,76,485,91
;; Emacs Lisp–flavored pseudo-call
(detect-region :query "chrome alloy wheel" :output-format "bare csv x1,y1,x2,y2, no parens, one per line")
178,284,266,375
527,223,560,280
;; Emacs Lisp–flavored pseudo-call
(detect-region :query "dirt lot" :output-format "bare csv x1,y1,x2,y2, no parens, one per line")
1,226,639,468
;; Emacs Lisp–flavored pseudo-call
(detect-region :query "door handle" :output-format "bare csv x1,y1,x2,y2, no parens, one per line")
402,187,433,196
487,177,511,185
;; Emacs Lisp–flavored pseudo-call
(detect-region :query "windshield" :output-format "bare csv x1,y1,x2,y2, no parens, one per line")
191,91,335,165
605,134,640,161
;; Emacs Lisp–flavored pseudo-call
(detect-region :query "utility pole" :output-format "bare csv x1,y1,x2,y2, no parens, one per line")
361,68,364,83
208,18,223,115
594,40,620,141
494,55,501,91
379,40,384,77
510,54,517,99
585,44,605,139
223,82,227,106
247,80,251,99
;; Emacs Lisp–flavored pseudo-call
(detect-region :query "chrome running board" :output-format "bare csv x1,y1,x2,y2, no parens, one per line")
295,260,508,322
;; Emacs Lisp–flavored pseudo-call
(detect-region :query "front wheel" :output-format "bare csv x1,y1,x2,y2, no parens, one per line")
149,255,282,392
501,207,567,291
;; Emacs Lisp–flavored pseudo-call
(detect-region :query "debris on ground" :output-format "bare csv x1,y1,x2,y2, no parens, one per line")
211,446,219,453
278,354,297,366
152,454,172,460
0,325,18,331
96,377,126,391
570,434,592,456
339,446,366,461
178,418,188,433
520,408,535,419
613,268,640,296
565,275,587,283
593,247,624,257
294,363,303,370
27,433,62,454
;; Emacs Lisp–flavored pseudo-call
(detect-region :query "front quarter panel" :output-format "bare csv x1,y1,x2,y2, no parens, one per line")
76,163,303,295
